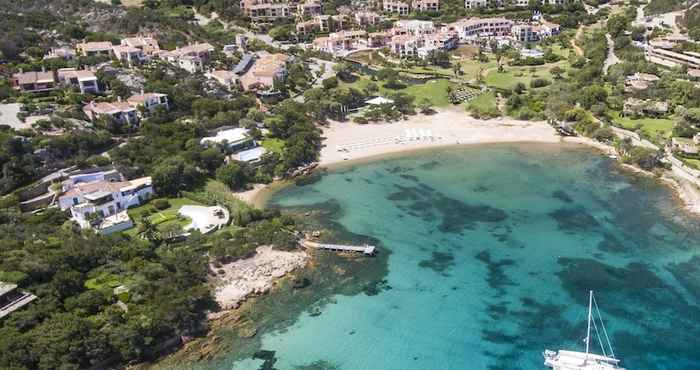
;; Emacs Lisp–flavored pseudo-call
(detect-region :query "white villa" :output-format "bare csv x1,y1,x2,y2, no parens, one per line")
127,92,170,114
200,127,257,152
57,68,101,94
58,172,153,234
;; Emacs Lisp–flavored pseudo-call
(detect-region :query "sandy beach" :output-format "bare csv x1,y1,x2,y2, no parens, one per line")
319,108,563,167
238,107,700,216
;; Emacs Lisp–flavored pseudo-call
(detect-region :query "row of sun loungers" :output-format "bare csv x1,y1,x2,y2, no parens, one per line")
336,128,440,152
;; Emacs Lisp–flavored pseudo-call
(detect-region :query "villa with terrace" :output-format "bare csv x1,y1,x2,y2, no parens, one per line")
11,70,57,94
83,100,139,126
57,68,101,94
158,43,216,73
76,41,114,57
120,36,160,55
57,173,154,234
127,92,170,114
238,53,289,91
200,127,268,164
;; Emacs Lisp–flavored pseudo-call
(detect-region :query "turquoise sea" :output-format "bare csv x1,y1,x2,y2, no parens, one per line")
197,144,700,370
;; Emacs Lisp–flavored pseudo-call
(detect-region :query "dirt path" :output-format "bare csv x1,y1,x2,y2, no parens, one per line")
571,26,584,56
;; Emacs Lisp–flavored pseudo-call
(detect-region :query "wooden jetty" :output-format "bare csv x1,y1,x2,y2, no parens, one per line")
304,241,376,256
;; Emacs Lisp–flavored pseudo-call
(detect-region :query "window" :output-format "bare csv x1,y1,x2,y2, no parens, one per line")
73,197,79,205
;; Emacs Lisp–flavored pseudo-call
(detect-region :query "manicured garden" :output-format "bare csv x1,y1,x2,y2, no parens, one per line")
611,112,676,140
126,197,203,236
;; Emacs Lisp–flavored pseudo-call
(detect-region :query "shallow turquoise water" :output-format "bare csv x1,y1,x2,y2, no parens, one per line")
218,144,700,369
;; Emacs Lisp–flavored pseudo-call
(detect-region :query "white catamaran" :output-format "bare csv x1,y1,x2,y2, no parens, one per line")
543,291,626,370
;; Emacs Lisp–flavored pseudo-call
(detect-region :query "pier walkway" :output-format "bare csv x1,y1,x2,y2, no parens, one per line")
304,241,376,256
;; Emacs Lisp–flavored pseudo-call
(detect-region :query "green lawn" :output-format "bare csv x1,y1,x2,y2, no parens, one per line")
126,197,203,236
466,91,497,111
484,63,565,90
342,76,454,107
612,112,676,140
262,138,285,154
681,158,700,170
460,58,498,81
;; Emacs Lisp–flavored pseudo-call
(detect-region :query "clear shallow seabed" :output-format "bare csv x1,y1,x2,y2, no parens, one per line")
202,144,700,370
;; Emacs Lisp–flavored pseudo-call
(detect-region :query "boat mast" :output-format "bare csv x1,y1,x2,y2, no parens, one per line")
585,290,593,360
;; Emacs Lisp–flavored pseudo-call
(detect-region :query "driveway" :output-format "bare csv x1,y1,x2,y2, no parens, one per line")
0,103,29,130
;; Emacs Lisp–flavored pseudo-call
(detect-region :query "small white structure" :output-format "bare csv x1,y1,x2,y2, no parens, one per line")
366,96,395,105
178,205,230,234
520,48,545,58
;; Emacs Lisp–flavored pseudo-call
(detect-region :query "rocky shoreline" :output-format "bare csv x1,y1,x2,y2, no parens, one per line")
209,245,310,318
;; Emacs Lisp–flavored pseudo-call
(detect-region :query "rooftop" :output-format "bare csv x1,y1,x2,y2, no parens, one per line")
201,128,252,146
13,71,55,85
84,101,136,115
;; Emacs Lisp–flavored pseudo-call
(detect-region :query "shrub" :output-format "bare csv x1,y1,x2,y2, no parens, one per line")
530,78,551,88
153,199,171,210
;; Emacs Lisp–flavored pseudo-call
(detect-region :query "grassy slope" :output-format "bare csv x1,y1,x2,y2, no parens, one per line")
611,112,676,139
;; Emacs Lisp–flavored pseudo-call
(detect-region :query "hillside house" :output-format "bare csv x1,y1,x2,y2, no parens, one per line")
112,45,148,67
11,70,57,93
206,70,239,88
57,68,101,94
239,53,289,91
76,41,114,57
83,100,139,126
58,175,153,234
127,92,170,114
201,127,257,152
120,36,160,55
44,46,76,60
159,43,215,73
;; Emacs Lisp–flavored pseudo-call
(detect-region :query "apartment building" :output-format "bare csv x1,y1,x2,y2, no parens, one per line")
383,0,411,15
412,0,439,12
393,19,436,35
445,17,513,41
464,0,502,9
355,11,383,26
390,35,423,57
297,0,323,16
240,0,293,19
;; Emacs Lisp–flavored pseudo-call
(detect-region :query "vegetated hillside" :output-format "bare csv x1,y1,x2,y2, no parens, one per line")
644,0,685,15
684,2,700,40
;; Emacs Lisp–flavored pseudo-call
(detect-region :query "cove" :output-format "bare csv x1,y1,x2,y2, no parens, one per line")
197,143,700,370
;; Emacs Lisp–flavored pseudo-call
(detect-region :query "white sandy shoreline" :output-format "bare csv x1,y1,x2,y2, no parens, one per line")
239,107,700,216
